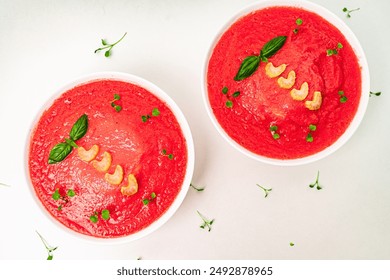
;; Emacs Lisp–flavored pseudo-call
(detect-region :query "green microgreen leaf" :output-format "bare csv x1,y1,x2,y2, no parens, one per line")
197,210,214,232
36,231,58,260
114,105,122,112
290,242,295,247
190,183,205,192
296,18,303,25
150,192,156,199
114,94,120,100
337,42,343,49
141,115,150,122
142,199,149,205
338,90,345,95
272,133,280,140
90,213,98,223
293,28,298,34
152,108,160,117
67,189,75,197
94,32,127,57
222,87,228,94
232,91,241,98
340,96,348,103
256,184,272,198
270,125,278,132
309,124,317,131
370,91,381,97
52,189,61,201
161,149,174,159
142,192,156,205
225,100,233,108
101,209,110,220
306,133,313,142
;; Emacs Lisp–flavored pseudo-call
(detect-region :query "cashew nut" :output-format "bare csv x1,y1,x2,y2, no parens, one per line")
121,174,138,196
265,62,287,78
105,165,124,185
77,145,99,162
305,91,322,110
290,82,309,101
277,70,296,89
91,151,112,172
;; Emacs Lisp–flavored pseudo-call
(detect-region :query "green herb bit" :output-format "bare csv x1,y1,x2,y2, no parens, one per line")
296,18,303,25
270,125,280,140
309,171,322,190
290,242,295,247
272,133,280,140
52,189,61,201
232,91,241,98
113,94,121,101
36,231,58,260
338,90,344,95
94,32,127,57
152,108,160,117
256,184,272,198
337,42,343,49
326,49,337,56
222,87,228,94
190,183,205,192
101,209,110,221
370,91,381,97
114,105,122,112
342,7,360,18
309,124,317,131
340,96,348,103
90,213,98,223
197,210,214,232
225,100,233,108
161,149,174,159
234,35,286,81
306,133,313,142
141,115,151,122
66,189,75,197
143,192,157,205
293,28,298,34
270,125,278,132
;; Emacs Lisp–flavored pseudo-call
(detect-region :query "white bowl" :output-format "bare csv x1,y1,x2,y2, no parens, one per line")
202,0,370,166
25,72,195,244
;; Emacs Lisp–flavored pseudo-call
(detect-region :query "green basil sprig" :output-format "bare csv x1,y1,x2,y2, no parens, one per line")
234,35,287,81
48,114,89,164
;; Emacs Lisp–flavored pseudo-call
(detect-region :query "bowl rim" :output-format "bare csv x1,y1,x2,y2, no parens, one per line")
25,71,195,244
201,0,370,166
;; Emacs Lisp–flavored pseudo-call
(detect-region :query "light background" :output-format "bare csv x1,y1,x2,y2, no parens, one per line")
0,0,389,260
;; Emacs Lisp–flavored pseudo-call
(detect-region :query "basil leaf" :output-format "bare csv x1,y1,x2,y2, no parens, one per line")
48,142,73,164
69,114,88,141
260,36,287,62
234,55,260,81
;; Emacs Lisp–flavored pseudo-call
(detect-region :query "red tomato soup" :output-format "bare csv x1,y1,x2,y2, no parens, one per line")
29,79,188,238
207,6,362,159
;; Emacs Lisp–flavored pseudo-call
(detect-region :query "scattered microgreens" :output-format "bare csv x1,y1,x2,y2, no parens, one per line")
370,91,381,97
141,108,160,122
326,42,343,56
197,210,214,232
293,18,303,34
290,242,295,247
306,124,317,143
142,192,157,205
269,125,280,140
342,7,360,18
221,86,240,108
338,90,348,103
234,35,287,81
48,114,88,164
190,183,205,192
94,32,127,57
36,231,58,260
256,184,272,198
89,209,110,223
161,149,174,160
309,171,322,190
52,188,76,210
110,94,122,112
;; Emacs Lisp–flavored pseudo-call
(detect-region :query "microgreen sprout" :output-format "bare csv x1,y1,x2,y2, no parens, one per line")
142,192,157,205
290,242,295,247
293,18,303,34
342,7,360,18
370,91,381,97
52,188,76,210
338,90,348,103
162,149,174,160
309,171,322,190
89,209,110,223
256,184,272,198
306,124,317,142
197,210,214,232
269,125,280,140
94,32,127,57
326,42,343,56
90,213,98,223
36,231,58,260
110,94,122,112
101,209,110,221
190,183,205,192
142,108,160,122
221,86,240,108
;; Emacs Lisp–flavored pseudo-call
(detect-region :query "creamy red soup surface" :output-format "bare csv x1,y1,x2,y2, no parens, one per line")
29,79,188,238
207,6,362,159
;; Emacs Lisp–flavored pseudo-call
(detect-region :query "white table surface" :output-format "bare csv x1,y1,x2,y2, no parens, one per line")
0,0,389,260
